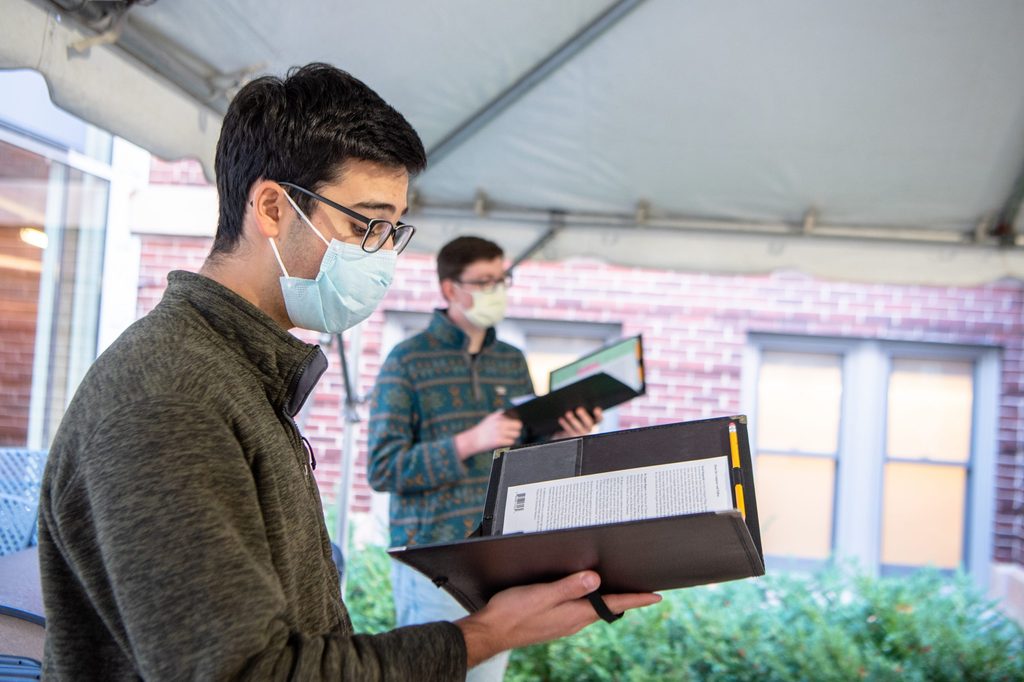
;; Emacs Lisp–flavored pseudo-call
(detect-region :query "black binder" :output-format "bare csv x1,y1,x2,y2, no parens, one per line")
389,416,764,613
504,335,646,442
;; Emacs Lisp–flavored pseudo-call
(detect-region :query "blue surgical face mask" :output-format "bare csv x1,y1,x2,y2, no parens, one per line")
269,192,396,333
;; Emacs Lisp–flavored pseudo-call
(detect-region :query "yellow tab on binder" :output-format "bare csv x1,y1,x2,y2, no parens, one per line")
728,421,746,518
728,422,741,469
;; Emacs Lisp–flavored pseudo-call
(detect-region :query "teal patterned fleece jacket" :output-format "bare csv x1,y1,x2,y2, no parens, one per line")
368,309,534,547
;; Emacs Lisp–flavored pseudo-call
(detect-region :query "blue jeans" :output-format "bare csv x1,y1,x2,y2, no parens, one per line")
392,560,510,681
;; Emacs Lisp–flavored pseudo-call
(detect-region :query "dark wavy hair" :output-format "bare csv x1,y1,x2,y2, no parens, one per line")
437,236,504,282
211,63,426,255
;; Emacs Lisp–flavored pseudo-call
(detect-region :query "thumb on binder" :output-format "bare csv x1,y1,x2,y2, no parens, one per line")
454,570,661,669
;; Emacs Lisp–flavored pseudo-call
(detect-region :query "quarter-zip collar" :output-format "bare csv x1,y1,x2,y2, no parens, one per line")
162,271,327,416
429,308,497,353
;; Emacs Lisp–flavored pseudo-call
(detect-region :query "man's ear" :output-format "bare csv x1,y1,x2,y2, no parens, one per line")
248,180,289,239
439,278,456,303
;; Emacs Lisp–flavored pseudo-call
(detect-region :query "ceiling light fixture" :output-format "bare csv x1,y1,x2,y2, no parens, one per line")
19,227,48,249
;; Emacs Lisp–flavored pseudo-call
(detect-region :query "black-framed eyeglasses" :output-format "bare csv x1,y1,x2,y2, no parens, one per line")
278,181,416,254
455,273,513,293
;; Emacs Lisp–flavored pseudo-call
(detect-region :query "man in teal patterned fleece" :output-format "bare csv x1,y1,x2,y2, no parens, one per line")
369,236,601,681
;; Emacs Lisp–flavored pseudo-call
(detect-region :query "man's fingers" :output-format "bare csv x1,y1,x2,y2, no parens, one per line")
545,570,601,606
556,408,602,438
600,591,663,614
491,415,522,442
560,412,584,433
544,581,661,629
574,407,594,428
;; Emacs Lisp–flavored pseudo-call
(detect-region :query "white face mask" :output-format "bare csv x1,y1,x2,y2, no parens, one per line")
269,192,396,333
462,287,507,329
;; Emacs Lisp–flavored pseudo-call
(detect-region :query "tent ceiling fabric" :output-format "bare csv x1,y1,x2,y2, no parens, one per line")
3,0,1024,284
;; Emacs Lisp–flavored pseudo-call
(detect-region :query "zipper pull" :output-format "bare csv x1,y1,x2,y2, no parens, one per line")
301,435,317,470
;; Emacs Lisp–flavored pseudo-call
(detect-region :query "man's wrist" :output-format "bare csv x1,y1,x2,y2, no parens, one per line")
453,429,477,461
455,614,501,669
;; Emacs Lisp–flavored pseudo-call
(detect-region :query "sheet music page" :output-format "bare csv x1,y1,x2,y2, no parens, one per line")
550,337,642,392
500,456,732,534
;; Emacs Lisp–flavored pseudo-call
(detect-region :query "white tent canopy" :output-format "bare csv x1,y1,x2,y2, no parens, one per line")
4,0,1024,283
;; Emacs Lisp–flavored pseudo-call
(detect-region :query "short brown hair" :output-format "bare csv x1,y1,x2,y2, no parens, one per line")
437,236,504,282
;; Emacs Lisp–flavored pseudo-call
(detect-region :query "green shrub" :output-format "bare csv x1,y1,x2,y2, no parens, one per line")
342,547,1024,681
343,543,396,633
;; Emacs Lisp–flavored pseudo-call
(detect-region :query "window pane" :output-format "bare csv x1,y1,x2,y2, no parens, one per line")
887,358,973,463
756,454,835,559
44,168,109,442
881,461,965,569
757,352,842,454
0,141,49,446
0,140,109,447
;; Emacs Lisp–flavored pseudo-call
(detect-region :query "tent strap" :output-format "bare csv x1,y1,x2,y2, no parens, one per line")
509,211,566,270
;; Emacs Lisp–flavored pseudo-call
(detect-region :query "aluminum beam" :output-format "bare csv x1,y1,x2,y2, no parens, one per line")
426,0,647,167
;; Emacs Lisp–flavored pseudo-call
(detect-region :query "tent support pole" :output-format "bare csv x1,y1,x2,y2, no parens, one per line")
426,0,647,166
509,211,566,270
415,200,1013,248
333,326,364,594
997,160,1024,246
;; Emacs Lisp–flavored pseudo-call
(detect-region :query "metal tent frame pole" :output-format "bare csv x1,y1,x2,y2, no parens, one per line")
425,0,647,167
332,325,364,593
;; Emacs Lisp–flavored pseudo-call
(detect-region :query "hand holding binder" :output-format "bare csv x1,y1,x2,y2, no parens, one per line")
554,405,603,439
455,570,662,667
453,410,524,460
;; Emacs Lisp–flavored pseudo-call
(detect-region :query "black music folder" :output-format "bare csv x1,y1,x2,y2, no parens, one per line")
504,335,646,442
388,416,764,614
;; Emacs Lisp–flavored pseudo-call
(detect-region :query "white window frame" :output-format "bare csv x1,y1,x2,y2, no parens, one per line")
742,334,1000,588
0,123,145,449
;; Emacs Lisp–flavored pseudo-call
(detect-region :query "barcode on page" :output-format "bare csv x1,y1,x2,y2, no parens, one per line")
514,493,526,512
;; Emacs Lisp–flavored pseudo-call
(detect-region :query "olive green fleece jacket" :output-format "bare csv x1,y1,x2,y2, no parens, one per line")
38,271,467,680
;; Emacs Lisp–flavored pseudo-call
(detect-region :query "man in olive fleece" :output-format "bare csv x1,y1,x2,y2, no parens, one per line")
37,63,660,680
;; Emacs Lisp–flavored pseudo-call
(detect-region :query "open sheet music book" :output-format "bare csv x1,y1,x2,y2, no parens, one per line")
389,416,764,613
504,335,645,442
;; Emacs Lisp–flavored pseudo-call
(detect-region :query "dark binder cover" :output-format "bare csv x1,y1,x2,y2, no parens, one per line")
389,416,764,613
504,335,646,442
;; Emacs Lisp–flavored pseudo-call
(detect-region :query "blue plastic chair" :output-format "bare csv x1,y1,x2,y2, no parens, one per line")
0,654,42,679
0,450,47,558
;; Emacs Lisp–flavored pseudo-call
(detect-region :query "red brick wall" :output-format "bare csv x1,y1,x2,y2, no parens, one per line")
135,234,1024,565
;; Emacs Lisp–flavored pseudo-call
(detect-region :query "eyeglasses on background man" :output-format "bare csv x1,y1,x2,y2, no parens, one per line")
454,272,513,293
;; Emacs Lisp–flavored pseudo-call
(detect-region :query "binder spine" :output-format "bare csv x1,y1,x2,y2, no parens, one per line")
480,448,509,536
727,512,766,576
